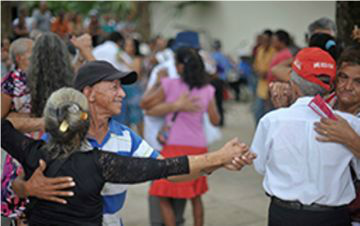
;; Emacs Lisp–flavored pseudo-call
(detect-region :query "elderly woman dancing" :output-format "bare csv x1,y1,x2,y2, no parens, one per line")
1,87,255,226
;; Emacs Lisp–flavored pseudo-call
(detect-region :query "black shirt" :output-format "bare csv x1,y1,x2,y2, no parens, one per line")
1,120,189,226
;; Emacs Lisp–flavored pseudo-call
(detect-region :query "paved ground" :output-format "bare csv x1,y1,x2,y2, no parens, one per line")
122,101,269,226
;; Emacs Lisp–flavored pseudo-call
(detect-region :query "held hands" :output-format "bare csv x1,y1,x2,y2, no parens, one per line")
219,138,257,171
24,160,75,204
269,82,293,108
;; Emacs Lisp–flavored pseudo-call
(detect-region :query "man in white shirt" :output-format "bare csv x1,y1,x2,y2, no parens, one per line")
251,47,360,226
92,32,125,71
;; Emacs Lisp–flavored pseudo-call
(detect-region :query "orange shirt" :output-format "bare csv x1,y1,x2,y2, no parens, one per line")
51,19,70,38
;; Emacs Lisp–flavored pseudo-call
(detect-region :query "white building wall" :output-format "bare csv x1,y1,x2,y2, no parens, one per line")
149,1,335,56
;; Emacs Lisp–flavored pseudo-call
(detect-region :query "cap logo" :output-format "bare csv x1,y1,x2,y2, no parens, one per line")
293,59,302,70
313,62,334,69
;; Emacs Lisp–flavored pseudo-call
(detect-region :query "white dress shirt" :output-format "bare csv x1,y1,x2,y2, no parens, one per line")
92,41,129,72
143,53,179,150
251,96,360,206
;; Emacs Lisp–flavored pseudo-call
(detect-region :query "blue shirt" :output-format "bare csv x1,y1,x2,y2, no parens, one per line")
212,51,232,80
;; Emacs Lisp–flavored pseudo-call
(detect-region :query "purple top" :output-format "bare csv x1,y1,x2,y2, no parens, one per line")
161,78,215,147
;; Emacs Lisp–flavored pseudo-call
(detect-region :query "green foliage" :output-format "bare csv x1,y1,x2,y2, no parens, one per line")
23,1,132,18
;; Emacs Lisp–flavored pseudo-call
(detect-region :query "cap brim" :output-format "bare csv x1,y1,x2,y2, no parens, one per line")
105,71,138,85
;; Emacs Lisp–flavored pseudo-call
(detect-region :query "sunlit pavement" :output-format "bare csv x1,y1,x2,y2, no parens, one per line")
122,100,269,226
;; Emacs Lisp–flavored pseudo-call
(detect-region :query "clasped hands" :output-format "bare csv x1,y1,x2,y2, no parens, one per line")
220,138,257,171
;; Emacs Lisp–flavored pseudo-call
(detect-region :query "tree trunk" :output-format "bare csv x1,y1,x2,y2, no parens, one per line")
134,1,151,42
1,1,13,39
336,1,360,48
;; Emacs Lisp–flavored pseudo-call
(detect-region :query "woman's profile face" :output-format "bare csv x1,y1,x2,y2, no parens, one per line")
124,38,135,56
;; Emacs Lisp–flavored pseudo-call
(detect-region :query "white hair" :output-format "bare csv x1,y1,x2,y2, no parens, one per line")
290,71,328,96
308,17,336,36
9,38,33,66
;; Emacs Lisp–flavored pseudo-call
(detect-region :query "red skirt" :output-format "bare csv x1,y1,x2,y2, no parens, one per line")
149,145,209,199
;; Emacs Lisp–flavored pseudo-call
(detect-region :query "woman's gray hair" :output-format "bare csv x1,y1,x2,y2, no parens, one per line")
43,87,90,159
290,70,328,97
9,38,33,66
27,32,74,117
308,17,336,36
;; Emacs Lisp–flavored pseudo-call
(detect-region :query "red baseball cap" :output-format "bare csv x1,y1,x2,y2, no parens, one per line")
292,47,336,91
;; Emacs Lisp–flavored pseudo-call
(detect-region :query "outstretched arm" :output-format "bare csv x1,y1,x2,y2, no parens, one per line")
99,138,256,184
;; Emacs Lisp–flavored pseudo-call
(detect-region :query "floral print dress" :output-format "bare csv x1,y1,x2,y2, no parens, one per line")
1,68,42,218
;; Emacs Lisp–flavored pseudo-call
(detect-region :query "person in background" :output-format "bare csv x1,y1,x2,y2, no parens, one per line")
236,51,254,100
1,37,38,226
27,32,74,117
211,39,231,126
267,29,293,83
143,31,209,226
252,30,276,124
69,13,85,37
13,8,33,36
142,47,239,226
51,11,71,39
101,14,116,34
13,8,31,39
306,17,337,43
86,10,102,47
31,1,52,33
116,37,145,135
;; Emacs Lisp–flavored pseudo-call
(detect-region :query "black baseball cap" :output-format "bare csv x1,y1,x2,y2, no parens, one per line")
74,60,137,91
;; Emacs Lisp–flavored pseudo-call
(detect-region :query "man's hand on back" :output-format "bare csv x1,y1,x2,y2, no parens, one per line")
24,159,76,204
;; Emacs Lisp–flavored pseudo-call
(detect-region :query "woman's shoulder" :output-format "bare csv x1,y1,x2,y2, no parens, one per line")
199,83,215,94
161,77,183,90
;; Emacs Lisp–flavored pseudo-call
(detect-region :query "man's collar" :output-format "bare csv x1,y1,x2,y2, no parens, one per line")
290,96,314,107
108,118,124,136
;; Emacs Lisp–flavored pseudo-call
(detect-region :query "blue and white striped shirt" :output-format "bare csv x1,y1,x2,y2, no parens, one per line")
87,119,159,226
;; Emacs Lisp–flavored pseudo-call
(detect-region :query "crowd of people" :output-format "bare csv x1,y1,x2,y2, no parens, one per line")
1,2,360,226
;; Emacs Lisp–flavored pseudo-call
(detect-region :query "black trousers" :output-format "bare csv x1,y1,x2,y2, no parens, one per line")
210,78,225,126
268,200,351,226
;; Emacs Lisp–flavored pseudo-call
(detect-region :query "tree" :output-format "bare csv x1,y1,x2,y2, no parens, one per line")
336,1,360,48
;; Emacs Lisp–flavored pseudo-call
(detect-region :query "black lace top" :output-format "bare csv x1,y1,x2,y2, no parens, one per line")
1,120,190,226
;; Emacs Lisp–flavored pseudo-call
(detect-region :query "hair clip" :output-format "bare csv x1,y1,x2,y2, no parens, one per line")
80,112,88,121
59,120,69,133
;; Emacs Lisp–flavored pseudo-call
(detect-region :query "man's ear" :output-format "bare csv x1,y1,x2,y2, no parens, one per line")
83,86,95,102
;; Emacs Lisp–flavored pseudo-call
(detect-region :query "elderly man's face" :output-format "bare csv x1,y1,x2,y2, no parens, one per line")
336,63,360,107
90,80,126,116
